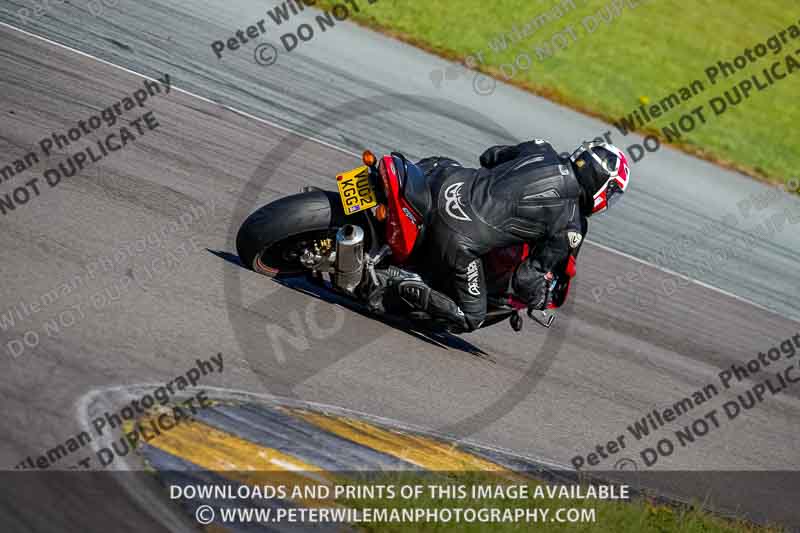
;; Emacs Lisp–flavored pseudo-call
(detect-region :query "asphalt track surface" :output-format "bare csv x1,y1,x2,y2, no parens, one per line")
0,0,799,530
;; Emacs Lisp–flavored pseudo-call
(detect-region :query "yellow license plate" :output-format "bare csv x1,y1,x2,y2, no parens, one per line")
336,165,377,215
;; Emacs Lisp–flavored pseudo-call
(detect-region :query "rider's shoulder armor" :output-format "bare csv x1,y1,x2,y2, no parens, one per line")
470,143,580,242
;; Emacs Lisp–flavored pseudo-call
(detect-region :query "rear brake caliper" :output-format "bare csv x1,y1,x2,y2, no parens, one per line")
299,238,335,271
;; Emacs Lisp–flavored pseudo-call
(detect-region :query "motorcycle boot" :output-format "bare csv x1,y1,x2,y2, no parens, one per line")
395,278,471,332
367,266,422,314
370,266,471,332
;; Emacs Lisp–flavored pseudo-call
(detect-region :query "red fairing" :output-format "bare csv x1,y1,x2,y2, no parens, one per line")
380,156,420,263
565,255,577,278
547,256,577,309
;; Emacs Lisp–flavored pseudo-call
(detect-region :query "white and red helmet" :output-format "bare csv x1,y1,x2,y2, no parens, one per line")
569,141,630,215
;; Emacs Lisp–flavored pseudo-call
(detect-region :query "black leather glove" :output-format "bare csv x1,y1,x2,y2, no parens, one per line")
415,157,462,178
512,259,552,310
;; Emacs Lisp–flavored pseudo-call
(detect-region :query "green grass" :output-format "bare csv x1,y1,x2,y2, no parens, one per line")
322,0,799,185
336,472,781,533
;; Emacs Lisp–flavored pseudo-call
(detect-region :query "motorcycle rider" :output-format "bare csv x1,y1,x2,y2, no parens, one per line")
375,139,631,333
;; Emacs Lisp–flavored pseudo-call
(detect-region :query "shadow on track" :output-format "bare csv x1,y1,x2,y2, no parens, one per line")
208,249,491,360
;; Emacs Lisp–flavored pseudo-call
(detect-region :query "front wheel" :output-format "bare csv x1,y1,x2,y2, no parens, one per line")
236,190,349,276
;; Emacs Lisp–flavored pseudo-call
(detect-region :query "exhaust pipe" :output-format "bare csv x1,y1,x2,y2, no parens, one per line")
333,224,364,292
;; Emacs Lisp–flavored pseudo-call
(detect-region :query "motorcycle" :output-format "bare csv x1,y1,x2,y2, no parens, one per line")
236,150,556,332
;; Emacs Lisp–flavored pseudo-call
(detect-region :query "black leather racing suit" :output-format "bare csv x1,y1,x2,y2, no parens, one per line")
406,139,590,332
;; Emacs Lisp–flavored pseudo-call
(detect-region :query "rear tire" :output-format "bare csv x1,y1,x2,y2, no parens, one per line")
236,190,348,276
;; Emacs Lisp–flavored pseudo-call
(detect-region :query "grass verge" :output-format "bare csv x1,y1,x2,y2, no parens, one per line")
318,0,799,186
